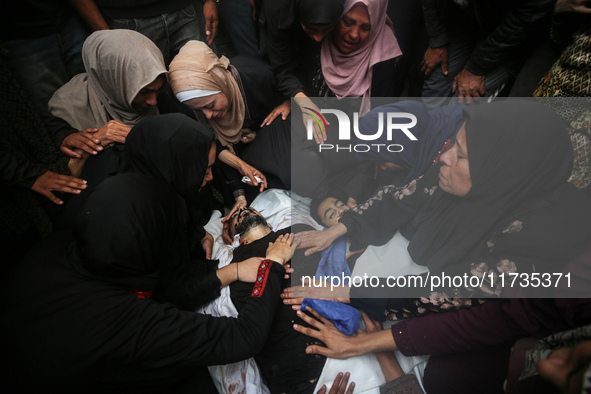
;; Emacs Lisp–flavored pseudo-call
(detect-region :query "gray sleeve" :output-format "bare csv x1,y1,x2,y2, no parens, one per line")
380,374,423,394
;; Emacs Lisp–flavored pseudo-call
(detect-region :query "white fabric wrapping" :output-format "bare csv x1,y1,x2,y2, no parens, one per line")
201,189,429,393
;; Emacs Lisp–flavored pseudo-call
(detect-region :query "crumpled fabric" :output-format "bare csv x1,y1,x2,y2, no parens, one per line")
316,235,351,283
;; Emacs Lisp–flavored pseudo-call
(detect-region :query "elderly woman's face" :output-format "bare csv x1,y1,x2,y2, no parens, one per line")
184,92,230,120
333,2,371,54
438,123,472,197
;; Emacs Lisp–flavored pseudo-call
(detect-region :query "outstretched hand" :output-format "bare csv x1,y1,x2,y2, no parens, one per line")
317,372,355,394
294,306,396,359
282,279,350,311
31,171,87,205
238,161,267,193
294,93,329,144
452,69,485,105
60,129,102,158
221,196,248,244
421,46,448,76
266,233,293,265
203,0,219,45
294,223,346,256
93,120,132,145
294,306,362,359
262,100,291,127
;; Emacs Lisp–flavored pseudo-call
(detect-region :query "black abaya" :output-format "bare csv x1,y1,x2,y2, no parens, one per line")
1,174,286,393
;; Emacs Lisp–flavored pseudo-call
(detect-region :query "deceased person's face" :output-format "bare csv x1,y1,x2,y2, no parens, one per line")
228,207,268,238
317,197,350,228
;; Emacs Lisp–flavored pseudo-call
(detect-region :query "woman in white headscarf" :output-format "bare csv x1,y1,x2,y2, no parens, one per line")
49,29,168,162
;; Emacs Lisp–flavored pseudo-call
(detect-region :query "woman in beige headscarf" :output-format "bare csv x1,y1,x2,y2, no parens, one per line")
170,40,292,243
49,29,168,162
169,40,247,150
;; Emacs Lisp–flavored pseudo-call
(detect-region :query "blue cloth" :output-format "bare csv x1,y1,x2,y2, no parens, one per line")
356,100,465,186
315,235,350,283
301,299,361,336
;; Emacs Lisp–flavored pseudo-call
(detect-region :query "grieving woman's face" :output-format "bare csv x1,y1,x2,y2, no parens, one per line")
184,92,230,120
438,123,472,197
131,75,166,114
318,197,350,228
333,2,371,54
537,340,591,393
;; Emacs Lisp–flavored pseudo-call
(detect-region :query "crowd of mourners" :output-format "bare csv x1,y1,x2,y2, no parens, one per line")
2,0,591,393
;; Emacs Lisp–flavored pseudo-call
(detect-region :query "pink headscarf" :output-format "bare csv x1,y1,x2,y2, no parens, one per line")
320,0,402,115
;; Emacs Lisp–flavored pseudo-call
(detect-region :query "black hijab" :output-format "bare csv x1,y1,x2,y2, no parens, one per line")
71,173,189,289
277,0,346,29
121,113,215,252
408,99,575,271
121,113,214,204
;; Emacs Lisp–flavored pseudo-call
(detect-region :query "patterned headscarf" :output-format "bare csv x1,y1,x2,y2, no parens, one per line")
409,99,573,271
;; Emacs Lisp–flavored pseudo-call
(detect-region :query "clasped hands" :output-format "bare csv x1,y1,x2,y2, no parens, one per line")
61,120,132,158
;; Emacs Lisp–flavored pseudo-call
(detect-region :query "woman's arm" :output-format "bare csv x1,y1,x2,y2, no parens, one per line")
295,169,438,256
339,168,438,251
294,298,591,363
135,261,287,370
292,306,397,359
218,149,267,192
294,222,348,256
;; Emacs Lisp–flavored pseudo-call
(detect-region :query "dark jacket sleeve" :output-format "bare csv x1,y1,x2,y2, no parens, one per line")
134,261,286,369
0,150,47,189
350,186,591,312
216,140,245,199
421,0,450,48
154,259,222,311
220,161,245,198
391,298,591,357
466,0,554,76
262,2,305,98
380,374,423,394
